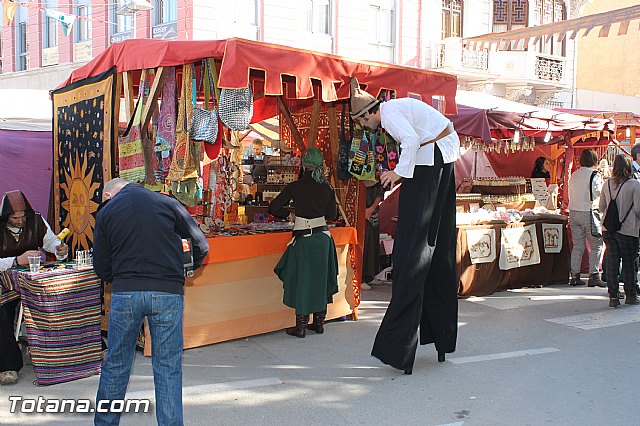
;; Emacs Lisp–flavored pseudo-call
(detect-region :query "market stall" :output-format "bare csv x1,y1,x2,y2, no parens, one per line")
53,38,459,350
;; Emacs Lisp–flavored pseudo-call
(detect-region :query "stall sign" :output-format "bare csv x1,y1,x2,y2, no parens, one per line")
466,228,496,264
541,223,563,253
499,224,540,270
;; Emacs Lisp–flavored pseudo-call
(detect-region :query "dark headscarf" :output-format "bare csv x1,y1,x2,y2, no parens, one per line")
0,190,34,218
0,191,45,257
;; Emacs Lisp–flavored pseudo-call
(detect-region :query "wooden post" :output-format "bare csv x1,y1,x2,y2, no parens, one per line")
113,72,123,129
122,71,135,121
140,67,167,139
277,96,306,153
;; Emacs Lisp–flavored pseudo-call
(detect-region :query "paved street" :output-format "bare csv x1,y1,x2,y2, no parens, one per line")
2,281,640,426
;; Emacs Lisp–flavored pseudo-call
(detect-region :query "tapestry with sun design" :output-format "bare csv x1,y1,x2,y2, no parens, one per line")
52,67,117,255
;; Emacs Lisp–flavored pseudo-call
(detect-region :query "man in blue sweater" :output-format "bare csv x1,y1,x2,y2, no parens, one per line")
93,178,208,426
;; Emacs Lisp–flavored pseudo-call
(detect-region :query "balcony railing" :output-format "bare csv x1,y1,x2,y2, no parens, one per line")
435,43,488,71
535,56,563,82
462,49,489,70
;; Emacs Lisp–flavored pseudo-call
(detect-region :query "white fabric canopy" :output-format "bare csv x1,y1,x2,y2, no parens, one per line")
0,89,52,131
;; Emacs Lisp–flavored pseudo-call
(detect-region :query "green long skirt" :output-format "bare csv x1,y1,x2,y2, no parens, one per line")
274,233,339,315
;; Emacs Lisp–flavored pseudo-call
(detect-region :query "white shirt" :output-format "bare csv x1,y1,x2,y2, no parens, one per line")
380,98,460,179
0,220,66,272
568,166,602,212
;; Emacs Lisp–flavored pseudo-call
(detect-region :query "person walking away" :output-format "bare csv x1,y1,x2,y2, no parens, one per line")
600,155,640,307
0,190,69,385
349,78,459,375
93,178,208,426
269,148,338,338
568,149,605,287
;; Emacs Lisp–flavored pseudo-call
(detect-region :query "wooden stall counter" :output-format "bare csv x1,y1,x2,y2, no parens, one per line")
144,227,358,355
456,216,570,297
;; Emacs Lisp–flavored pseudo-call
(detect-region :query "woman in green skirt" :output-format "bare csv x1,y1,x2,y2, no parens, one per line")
269,148,339,338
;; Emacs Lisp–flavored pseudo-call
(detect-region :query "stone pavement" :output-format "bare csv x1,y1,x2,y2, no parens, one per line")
2,281,640,425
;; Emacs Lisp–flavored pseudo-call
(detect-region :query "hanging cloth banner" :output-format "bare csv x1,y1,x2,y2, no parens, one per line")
45,8,76,36
3,0,17,26
541,223,563,254
499,224,541,270
466,228,497,264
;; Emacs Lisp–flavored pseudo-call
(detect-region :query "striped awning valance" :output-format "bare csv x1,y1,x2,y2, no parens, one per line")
464,4,640,50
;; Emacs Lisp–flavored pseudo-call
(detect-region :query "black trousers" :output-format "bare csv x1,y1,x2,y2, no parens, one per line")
0,299,23,372
372,147,458,371
603,231,640,297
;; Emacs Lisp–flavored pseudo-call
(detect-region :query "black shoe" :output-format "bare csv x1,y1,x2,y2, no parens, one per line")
609,298,620,308
438,352,446,363
625,295,639,305
570,274,586,286
588,273,606,288
404,368,412,375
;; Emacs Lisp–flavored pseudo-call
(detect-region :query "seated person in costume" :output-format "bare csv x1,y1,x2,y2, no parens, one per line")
0,190,69,385
269,148,338,338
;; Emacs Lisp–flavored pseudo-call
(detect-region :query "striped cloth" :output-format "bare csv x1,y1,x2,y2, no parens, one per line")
0,269,20,307
17,268,102,386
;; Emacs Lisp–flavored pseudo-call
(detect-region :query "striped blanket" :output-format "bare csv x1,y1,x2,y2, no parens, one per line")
0,269,20,306
17,269,102,386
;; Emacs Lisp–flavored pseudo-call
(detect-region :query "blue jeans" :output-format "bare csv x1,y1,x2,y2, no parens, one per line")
95,291,184,426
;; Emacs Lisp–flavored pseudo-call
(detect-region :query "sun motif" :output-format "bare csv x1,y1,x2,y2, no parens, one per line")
60,151,100,254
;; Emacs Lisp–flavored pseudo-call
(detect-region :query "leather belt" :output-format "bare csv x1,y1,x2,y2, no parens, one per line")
292,225,329,238
419,124,454,148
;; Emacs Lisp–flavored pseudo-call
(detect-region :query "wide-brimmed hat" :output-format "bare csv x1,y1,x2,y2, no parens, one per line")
350,77,379,119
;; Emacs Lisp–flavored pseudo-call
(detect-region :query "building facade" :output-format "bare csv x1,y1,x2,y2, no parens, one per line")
574,0,640,112
0,0,576,109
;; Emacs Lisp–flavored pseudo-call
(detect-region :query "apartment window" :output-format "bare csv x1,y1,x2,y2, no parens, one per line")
113,0,132,35
43,15,58,48
535,0,566,56
75,4,92,42
442,0,463,39
154,0,177,24
305,0,331,35
15,6,28,71
369,1,395,62
16,22,27,70
493,0,528,50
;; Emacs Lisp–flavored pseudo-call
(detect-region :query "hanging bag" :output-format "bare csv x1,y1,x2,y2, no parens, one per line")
167,64,199,182
190,59,219,145
219,82,254,131
589,170,602,238
118,71,148,182
348,128,375,181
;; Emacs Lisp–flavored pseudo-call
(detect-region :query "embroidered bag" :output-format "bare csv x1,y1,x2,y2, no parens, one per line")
118,71,148,182
190,58,219,145
348,128,375,181
167,64,199,182
155,66,176,155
